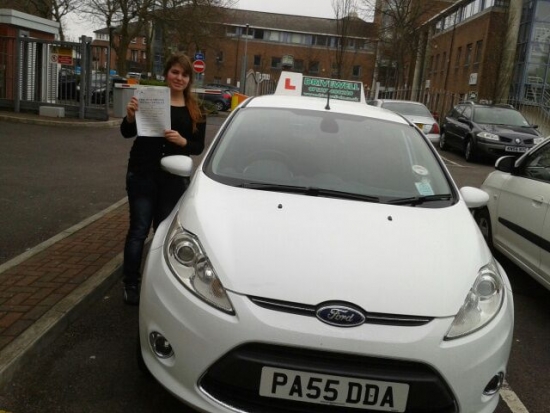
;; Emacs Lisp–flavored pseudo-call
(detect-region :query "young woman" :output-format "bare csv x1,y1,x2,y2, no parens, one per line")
120,53,206,305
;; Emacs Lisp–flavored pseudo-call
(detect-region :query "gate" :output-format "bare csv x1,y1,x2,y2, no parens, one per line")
0,32,110,120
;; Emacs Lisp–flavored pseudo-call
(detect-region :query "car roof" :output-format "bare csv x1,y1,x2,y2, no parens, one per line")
240,72,408,124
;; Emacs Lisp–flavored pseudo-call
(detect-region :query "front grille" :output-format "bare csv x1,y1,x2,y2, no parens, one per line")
199,343,458,413
248,296,433,327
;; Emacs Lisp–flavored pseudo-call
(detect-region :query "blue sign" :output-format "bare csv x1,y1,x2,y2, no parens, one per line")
194,52,204,61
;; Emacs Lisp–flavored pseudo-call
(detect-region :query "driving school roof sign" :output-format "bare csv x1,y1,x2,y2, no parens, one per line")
275,72,365,103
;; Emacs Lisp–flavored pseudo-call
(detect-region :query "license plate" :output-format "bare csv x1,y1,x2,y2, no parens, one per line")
505,146,528,153
414,123,424,130
259,366,409,411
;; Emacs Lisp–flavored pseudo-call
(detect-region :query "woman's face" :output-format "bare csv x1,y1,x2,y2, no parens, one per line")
166,63,190,93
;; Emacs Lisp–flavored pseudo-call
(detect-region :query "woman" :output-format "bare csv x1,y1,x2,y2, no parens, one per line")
120,53,206,305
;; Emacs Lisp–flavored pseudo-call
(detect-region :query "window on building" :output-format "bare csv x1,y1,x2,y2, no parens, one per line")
309,61,320,74
141,51,146,60
142,38,147,44
465,43,473,66
294,59,304,71
352,65,361,78
271,56,282,69
314,35,328,46
291,33,303,44
254,54,261,66
217,51,224,63
131,50,138,61
131,38,137,44
268,31,280,42
455,47,462,68
226,26,238,37
254,29,264,39
474,40,483,64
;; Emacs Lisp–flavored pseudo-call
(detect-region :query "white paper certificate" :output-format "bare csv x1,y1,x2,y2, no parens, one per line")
134,86,171,137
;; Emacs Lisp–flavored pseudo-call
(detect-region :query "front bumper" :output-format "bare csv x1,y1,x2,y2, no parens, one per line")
476,140,532,157
139,246,514,413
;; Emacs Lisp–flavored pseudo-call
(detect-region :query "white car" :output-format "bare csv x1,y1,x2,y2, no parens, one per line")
138,72,513,413
476,137,550,291
367,99,441,145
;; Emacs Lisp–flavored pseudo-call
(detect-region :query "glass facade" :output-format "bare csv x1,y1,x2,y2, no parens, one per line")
512,0,550,106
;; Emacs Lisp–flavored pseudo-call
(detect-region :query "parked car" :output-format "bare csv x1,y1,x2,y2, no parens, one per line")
475,138,550,291
194,87,232,111
440,101,544,162
76,74,126,104
204,83,240,94
57,68,78,100
138,72,513,413
367,99,441,145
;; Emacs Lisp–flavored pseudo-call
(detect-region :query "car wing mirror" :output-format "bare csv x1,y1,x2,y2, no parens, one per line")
495,155,517,173
460,186,489,209
457,116,469,124
161,155,194,177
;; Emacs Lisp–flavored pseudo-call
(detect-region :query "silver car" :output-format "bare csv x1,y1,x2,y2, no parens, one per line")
368,99,441,145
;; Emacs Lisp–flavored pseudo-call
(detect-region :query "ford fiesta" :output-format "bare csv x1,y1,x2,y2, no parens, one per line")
138,73,514,413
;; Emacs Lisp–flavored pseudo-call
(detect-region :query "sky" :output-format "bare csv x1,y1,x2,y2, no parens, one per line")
63,0,338,41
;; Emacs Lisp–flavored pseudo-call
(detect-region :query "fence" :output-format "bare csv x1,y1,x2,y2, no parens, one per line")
0,33,110,120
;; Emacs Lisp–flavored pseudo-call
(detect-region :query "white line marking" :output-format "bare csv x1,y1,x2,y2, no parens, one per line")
440,155,468,167
500,380,530,413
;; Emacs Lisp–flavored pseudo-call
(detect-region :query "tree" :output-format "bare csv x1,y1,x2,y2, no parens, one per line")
332,0,358,79
364,0,443,91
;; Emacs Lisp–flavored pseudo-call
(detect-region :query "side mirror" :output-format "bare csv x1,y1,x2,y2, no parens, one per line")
457,116,469,124
161,155,194,177
460,186,489,209
495,156,516,173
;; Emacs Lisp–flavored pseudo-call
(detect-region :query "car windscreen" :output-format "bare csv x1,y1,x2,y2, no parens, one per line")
473,107,531,126
206,108,453,204
381,102,432,117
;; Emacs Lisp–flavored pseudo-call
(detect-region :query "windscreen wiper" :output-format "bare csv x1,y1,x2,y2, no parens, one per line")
386,194,452,206
239,182,380,203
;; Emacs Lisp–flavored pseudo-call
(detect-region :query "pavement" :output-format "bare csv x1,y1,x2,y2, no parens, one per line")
0,110,138,390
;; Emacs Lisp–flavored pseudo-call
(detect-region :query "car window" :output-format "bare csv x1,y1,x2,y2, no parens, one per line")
473,107,530,126
206,108,452,202
521,142,550,182
462,106,472,120
381,102,432,117
449,105,464,119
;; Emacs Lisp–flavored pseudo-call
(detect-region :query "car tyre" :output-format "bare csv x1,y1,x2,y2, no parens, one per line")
439,131,449,151
214,101,225,112
474,207,493,250
464,138,477,162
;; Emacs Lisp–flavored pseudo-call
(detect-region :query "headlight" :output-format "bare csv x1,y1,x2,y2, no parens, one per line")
445,260,504,340
163,214,234,314
477,131,499,141
534,137,545,145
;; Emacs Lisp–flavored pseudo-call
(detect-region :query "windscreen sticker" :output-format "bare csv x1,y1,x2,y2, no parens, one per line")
415,181,435,196
412,165,429,176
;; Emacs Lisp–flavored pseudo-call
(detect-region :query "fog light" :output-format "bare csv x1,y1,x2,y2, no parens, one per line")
149,332,174,359
483,372,504,395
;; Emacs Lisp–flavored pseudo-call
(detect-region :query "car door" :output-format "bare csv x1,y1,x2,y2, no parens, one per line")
494,143,550,278
443,105,466,149
528,143,550,289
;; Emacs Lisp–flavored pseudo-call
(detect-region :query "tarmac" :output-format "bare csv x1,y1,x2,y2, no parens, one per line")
0,110,137,389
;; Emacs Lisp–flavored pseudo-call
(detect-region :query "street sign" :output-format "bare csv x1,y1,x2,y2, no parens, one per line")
193,60,206,73
194,52,204,61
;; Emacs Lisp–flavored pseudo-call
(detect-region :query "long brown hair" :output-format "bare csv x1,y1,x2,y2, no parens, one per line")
163,53,204,131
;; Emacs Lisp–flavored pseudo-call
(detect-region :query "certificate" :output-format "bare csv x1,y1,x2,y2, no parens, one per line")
134,86,171,137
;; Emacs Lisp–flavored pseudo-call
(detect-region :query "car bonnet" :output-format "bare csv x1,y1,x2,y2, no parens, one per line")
175,174,491,318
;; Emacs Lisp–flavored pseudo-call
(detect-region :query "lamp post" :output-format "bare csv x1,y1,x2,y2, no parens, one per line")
240,24,249,94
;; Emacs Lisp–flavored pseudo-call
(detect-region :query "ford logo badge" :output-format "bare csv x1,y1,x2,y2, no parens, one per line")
316,303,366,327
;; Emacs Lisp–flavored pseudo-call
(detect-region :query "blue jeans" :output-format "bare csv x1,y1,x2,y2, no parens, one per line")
122,169,187,286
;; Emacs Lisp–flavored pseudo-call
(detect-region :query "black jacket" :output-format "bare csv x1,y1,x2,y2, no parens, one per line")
120,105,206,173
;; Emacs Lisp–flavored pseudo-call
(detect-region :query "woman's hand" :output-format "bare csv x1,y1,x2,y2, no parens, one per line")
164,129,188,147
126,96,139,123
